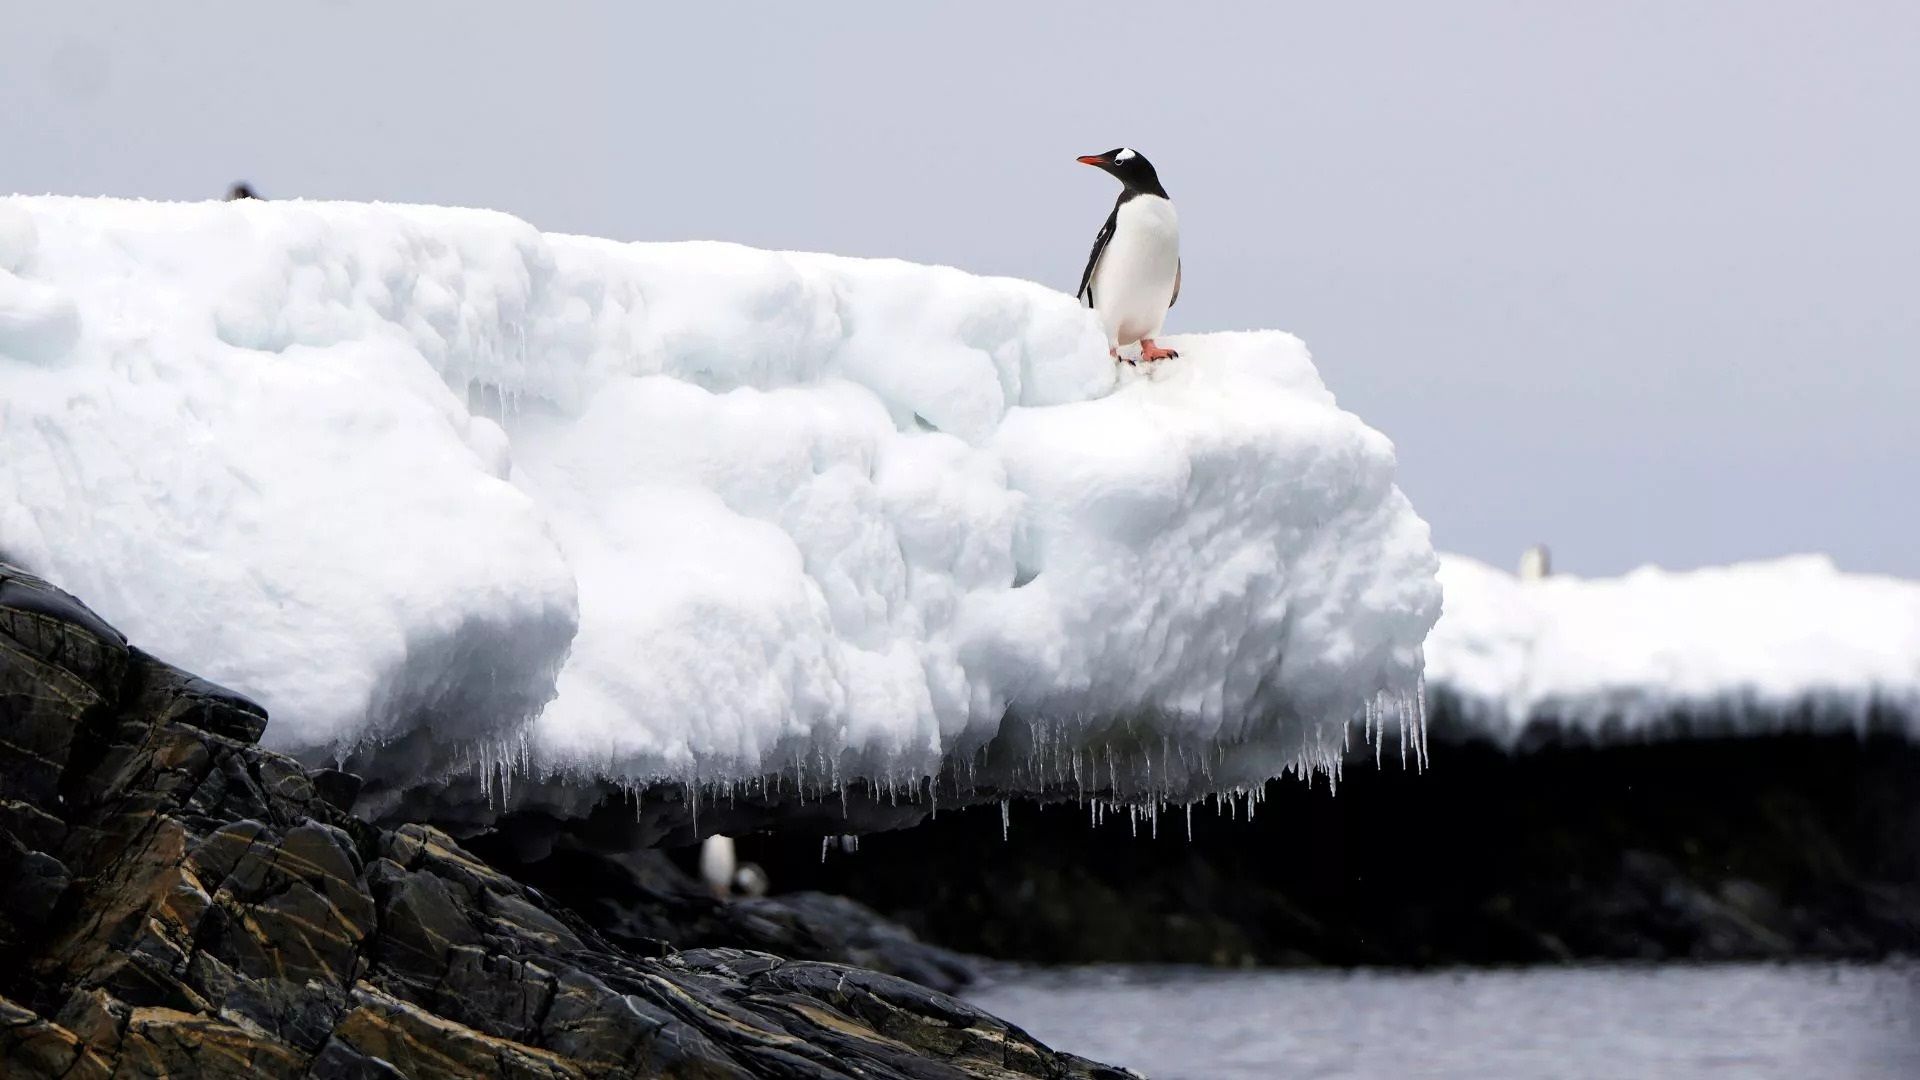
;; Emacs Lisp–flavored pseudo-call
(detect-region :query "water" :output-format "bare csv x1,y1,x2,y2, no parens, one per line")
966,961,1920,1080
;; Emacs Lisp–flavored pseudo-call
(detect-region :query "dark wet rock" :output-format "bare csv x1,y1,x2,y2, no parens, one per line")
345,730,940,848
0,561,1126,1080
470,833,978,994
750,727,1920,967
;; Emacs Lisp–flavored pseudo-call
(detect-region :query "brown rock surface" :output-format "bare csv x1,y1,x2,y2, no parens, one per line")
0,562,1125,1080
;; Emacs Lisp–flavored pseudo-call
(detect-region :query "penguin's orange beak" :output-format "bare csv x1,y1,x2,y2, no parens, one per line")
1077,155,1105,166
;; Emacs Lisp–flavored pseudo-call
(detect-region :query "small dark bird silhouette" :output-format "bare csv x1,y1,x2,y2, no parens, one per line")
226,182,260,201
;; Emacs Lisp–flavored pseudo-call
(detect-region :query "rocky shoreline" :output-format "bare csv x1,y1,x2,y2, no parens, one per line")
740,724,1920,967
0,562,1125,1079
9,555,1912,1077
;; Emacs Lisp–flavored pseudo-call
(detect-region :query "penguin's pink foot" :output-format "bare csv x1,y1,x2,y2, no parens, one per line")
1109,346,1121,360
1138,339,1179,362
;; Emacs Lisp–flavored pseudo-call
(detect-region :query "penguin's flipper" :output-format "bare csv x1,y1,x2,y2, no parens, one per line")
1170,259,1181,309
1076,204,1119,308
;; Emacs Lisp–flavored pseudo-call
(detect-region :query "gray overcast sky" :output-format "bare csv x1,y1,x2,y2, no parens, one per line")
8,1,1917,576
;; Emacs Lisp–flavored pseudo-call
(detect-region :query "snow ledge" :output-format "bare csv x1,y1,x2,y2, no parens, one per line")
0,195,1441,799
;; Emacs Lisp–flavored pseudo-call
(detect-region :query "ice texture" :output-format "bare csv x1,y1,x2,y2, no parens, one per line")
0,196,1440,795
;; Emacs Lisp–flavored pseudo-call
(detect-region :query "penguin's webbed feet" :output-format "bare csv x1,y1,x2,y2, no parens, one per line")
1137,339,1179,362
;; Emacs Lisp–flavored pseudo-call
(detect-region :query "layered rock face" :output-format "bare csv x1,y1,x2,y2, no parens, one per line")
0,562,1123,1079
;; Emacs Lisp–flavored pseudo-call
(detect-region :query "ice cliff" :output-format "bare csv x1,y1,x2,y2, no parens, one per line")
0,195,1440,800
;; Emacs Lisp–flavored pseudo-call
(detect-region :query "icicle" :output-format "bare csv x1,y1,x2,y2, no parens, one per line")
1416,673,1431,772
1374,695,1384,768
999,799,1011,841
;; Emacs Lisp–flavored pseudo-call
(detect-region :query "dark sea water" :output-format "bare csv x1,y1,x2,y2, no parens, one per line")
965,961,1920,1080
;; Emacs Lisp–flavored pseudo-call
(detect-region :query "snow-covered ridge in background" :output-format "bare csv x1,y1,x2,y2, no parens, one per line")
0,195,1439,798
1427,554,1920,744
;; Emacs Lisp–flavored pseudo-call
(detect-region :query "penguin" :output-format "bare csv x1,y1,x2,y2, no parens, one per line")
732,863,770,898
226,182,260,201
1518,544,1552,581
698,834,736,899
1075,148,1181,363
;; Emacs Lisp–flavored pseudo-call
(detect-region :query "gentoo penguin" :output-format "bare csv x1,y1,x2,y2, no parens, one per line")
698,834,771,900
732,863,770,898
1075,148,1181,363
1518,544,1552,581
698,834,736,899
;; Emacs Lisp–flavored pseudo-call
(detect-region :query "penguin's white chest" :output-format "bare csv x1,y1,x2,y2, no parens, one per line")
1090,195,1180,345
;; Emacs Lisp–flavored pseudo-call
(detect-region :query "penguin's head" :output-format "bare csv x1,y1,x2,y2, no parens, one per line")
226,182,259,201
1077,148,1166,196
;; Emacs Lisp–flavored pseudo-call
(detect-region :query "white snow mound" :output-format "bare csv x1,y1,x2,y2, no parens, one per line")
1427,554,1920,743
0,196,1440,792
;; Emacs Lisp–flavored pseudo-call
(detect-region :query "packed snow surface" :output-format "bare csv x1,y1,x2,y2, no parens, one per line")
0,196,1439,794
1427,554,1920,743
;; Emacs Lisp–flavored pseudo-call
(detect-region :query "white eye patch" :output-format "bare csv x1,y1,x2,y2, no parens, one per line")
1115,148,1137,162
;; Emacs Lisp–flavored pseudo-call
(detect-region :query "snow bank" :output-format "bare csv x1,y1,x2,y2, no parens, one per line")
1427,554,1920,744
0,195,1439,796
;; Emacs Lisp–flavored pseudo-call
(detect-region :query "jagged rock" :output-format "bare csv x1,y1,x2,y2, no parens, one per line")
0,561,1126,1080
468,834,978,994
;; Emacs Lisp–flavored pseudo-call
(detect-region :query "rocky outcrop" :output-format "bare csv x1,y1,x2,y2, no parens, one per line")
0,562,1125,1079
745,725,1920,967
464,836,977,996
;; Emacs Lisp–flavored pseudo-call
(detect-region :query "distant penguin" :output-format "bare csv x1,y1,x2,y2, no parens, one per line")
732,863,770,898
226,182,260,201
1519,544,1552,581
1076,147,1181,363
698,834,736,899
